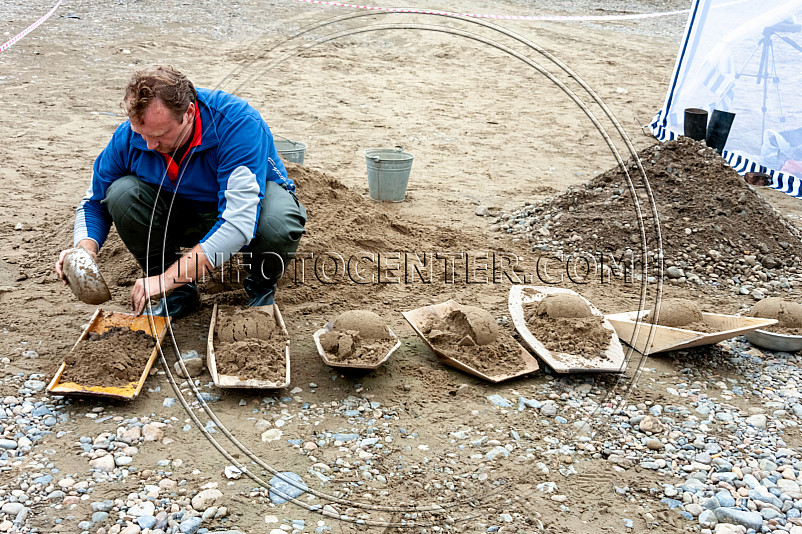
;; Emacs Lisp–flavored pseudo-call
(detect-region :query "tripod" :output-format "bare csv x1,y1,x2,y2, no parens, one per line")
735,24,802,138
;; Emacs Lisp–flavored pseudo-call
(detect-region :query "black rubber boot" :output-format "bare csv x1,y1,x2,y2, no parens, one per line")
146,283,200,320
243,276,277,307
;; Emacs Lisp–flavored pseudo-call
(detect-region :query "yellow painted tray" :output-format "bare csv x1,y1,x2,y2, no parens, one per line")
47,309,169,400
313,321,401,369
207,303,290,388
508,286,626,373
402,300,538,383
605,309,777,355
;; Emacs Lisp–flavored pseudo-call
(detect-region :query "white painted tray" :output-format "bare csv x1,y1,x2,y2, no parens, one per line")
509,286,626,373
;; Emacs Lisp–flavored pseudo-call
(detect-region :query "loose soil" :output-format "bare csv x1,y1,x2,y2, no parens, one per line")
524,294,612,358
643,298,715,333
62,327,155,386
320,310,395,365
521,137,802,274
215,306,288,381
749,297,802,335
421,306,526,376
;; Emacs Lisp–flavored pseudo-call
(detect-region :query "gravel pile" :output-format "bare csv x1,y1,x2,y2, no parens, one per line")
486,137,802,300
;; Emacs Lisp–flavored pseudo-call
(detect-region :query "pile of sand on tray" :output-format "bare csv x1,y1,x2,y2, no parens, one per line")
748,297,802,335
319,310,396,365
524,293,611,358
62,326,155,387
215,306,288,382
422,305,527,376
643,297,713,332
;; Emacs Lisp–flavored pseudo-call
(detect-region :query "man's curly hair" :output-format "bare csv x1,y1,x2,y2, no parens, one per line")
124,65,197,123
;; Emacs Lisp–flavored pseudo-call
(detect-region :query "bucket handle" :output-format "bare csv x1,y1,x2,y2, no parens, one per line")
275,134,302,146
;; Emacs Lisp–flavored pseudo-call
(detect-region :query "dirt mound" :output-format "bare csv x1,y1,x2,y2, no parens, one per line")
215,306,288,380
645,298,703,327
422,305,526,375
501,137,802,285
217,307,277,343
331,310,390,340
536,293,593,319
748,297,802,330
320,310,395,365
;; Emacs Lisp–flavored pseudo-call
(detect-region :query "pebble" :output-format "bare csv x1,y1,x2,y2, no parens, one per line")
191,488,223,511
269,472,307,504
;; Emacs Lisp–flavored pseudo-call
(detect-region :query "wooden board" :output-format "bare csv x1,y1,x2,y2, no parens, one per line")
401,300,538,383
508,286,626,373
47,309,169,401
313,322,401,369
605,310,778,355
207,303,290,388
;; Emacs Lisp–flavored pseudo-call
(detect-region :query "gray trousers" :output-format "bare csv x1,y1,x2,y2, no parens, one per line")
102,175,307,279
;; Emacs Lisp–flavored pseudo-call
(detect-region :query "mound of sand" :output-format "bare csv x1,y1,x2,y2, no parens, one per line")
332,310,390,340
749,297,802,328
320,310,395,365
217,307,277,343
536,293,593,319
645,298,703,328
445,306,499,346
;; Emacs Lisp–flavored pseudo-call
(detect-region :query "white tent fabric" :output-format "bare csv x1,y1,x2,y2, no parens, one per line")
650,0,802,197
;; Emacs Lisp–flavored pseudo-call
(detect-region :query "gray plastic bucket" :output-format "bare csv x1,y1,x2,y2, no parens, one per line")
275,138,307,165
365,147,414,202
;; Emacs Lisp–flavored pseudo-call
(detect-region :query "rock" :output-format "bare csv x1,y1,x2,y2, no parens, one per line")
686,503,703,516
137,516,157,530
646,439,664,450
713,508,763,531
179,517,202,534
0,504,23,516
142,422,165,442
0,440,17,450
92,511,109,523
191,488,223,511
485,446,510,460
639,415,663,433
746,414,767,429
129,501,155,517
475,206,491,217
90,454,116,472
174,350,204,378
269,472,308,504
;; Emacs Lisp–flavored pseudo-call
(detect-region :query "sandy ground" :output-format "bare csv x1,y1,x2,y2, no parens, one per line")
3,1,802,533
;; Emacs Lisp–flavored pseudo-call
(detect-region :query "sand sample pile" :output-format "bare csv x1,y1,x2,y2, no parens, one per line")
524,293,611,358
421,305,526,375
748,297,802,335
319,310,396,365
62,327,155,387
215,306,288,381
643,298,712,332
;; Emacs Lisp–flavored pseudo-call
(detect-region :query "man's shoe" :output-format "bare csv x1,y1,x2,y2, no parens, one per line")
146,283,200,320
243,276,276,307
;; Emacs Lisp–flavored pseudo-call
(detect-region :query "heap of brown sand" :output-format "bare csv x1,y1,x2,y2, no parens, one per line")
215,306,288,381
524,293,611,358
62,326,155,387
642,298,714,332
422,305,526,376
320,310,395,365
748,297,802,335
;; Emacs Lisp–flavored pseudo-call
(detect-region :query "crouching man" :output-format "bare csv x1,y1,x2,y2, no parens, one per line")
56,65,307,318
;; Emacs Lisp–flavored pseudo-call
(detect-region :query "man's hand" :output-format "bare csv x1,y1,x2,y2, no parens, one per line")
55,239,99,285
131,275,177,316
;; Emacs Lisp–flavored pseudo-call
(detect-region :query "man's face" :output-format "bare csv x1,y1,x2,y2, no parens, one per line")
129,98,194,154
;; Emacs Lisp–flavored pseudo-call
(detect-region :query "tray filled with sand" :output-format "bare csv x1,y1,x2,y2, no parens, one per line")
207,303,290,388
744,297,802,352
508,286,626,373
402,300,538,383
47,309,169,400
313,310,401,369
605,298,777,355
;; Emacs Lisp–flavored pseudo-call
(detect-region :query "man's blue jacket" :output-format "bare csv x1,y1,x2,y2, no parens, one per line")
74,88,295,268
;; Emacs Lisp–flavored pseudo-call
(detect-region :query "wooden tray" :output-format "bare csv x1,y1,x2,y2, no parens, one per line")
47,309,169,401
313,321,401,369
401,300,538,383
508,286,626,373
605,309,777,355
207,303,290,388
